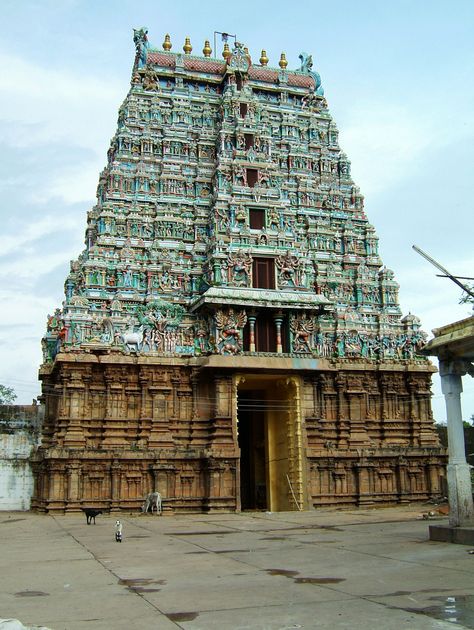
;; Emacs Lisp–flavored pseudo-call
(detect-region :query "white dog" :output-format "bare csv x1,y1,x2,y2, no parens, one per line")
115,520,123,542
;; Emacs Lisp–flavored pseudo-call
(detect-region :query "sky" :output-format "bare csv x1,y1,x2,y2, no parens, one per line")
0,0,473,422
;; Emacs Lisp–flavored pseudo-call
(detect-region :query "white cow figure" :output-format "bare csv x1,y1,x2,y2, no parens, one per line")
121,325,144,352
142,491,162,515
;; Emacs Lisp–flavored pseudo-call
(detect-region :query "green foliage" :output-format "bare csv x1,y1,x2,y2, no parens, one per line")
434,423,448,448
459,284,474,304
0,385,17,405
135,299,186,327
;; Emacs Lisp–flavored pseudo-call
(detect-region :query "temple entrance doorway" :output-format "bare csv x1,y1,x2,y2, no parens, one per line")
238,390,267,510
236,376,305,512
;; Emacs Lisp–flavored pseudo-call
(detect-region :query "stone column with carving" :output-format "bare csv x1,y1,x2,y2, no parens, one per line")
396,456,409,503
318,373,338,448
101,368,128,448
407,374,421,446
247,314,256,352
138,368,151,445
150,462,176,514
283,377,306,510
66,461,82,509
346,374,371,447
110,459,122,512
148,386,174,447
273,313,284,353
427,457,442,497
335,373,349,447
48,462,66,510
209,375,236,453
355,457,374,506
440,360,474,527
63,368,87,449
189,368,209,445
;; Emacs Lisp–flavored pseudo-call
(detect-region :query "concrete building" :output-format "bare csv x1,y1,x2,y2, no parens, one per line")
0,405,42,510
422,315,474,542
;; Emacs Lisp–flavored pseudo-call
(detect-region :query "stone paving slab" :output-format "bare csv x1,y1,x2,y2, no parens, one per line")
1,507,473,629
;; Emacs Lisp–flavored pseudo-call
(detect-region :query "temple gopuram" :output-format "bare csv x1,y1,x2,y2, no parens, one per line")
32,29,445,513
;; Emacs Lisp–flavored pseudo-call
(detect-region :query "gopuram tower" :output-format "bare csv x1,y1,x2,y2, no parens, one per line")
32,29,445,513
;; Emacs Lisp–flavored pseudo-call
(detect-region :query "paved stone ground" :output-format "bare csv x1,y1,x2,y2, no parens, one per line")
1,506,474,629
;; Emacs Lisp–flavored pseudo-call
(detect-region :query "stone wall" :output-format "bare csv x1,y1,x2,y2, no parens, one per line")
0,405,43,510
31,354,446,513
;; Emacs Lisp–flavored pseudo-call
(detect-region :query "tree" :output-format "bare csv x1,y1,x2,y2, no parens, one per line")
0,385,17,405
459,284,474,305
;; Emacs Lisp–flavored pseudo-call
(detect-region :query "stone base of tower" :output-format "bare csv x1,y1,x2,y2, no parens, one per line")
30,448,239,514
307,448,446,509
32,351,446,513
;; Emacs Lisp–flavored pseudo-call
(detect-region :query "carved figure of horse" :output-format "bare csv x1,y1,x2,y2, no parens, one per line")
142,491,162,515
121,325,144,352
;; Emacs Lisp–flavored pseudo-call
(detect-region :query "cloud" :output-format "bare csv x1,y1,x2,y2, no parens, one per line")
0,214,80,257
0,50,120,206
0,290,58,326
336,93,474,199
397,252,474,328
338,104,436,196
0,51,122,151
32,163,100,205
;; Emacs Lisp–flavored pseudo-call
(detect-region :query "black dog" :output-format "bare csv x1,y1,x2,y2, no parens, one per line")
82,508,102,525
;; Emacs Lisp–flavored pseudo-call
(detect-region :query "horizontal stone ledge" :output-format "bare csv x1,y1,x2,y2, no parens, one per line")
42,352,436,373
429,523,474,545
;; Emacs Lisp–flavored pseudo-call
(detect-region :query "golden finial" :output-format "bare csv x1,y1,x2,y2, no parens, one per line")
222,42,231,61
260,50,269,66
183,37,192,54
203,40,212,57
162,34,172,51
279,52,288,69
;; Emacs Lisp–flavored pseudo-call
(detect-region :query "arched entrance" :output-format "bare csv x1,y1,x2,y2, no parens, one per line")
235,375,306,512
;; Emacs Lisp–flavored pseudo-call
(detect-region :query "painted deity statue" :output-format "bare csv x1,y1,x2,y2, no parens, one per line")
133,27,149,69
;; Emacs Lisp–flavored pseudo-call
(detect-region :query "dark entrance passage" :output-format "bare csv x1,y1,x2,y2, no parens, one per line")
238,390,267,510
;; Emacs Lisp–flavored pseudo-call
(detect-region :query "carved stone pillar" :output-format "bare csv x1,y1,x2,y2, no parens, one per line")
281,376,306,510
247,314,256,352
150,463,176,514
334,373,349,447
427,458,442,497
346,374,370,447
63,369,86,448
204,459,225,510
379,372,403,444
189,368,208,445
48,463,66,510
440,360,474,527
318,374,338,446
110,460,122,512
66,461,82,507
273,313,284,353
138,368,151,444
209,375,235,452
148,387,174,447
170,374,180,418
355,459,374,506
379,373,389,425
396,456,409,503
101,369,128,447
407,375,421,446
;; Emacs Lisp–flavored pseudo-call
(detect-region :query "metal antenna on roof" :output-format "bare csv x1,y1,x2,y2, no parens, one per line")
412,244,474,299
213,31,236,59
